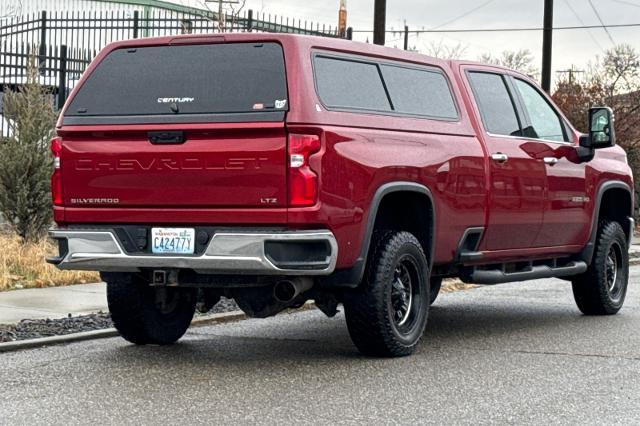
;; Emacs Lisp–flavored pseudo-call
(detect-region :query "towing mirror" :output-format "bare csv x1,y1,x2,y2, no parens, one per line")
581,107,615,149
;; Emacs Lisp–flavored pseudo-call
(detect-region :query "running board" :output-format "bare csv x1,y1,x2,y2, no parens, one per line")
468,261,588,285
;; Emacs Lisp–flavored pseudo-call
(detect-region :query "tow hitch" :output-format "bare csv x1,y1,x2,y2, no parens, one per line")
151,269,178,286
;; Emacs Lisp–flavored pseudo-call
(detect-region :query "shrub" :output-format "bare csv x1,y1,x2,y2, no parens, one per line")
0,57,57,242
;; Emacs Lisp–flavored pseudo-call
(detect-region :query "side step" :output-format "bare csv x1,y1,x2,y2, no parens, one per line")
468,260,588,285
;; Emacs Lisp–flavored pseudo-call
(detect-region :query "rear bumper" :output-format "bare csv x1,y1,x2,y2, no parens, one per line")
47,228,338,275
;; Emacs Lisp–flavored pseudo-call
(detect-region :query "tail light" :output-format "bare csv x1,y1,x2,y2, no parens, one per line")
50,137,63,206
288,133,321,206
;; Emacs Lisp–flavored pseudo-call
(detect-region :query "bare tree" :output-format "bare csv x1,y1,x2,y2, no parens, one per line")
602,44,640,95
1,0,23,19
479,49,539,78
424,40,468,59
198,0,247,32
226,0,247,30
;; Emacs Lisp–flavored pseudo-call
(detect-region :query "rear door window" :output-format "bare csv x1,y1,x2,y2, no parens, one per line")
467,71,521,137
64,42,288,124
313,56,391,112
380,65,457,119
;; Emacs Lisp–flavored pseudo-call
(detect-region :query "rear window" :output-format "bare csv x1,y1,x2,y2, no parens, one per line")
313,53,458,120
313,56,391,112
64,42,288,124
380,65,457,119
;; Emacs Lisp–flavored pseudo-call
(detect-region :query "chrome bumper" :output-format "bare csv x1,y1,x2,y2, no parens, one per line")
48,228,338,275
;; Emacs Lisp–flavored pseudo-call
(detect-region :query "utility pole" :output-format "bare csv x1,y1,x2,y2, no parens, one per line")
404,24,409,50
541,0,554,92
556,65,584,85
373,0,386,45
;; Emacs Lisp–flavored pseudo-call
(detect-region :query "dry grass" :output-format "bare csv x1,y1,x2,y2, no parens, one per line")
441,278,477,293
0,233,99,291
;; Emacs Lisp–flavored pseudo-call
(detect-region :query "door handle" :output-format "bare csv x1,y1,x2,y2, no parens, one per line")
543,157,559,166
491,153,508,163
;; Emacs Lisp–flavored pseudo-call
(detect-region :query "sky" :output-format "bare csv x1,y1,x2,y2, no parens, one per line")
182,0,640,84
5,0,639,86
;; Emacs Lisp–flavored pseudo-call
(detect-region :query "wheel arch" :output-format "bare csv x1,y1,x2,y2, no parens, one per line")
319,182,436,288
581,180,634,263
356,182,436,284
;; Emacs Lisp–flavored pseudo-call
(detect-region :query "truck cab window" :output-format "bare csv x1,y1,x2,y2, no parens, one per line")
513,78,568,143
467,72,521,137
314,56,391,112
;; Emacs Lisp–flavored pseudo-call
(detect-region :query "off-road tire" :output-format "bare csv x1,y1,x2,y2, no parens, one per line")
344,231,430,357
571,221,629,315
430,277,442,305
105,273,197,345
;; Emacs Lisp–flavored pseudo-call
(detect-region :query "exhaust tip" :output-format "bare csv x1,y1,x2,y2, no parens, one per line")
274,280,297,303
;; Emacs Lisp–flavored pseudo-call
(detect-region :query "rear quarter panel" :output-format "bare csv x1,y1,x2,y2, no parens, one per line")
285,39,487,267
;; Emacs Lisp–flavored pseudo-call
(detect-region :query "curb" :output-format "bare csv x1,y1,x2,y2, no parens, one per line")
0,309,251,353
0,328,119,353
0,302,318,353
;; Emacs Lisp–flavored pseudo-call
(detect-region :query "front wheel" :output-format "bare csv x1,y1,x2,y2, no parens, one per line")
571,221,629,315
105,273,197,345
344,231,430,357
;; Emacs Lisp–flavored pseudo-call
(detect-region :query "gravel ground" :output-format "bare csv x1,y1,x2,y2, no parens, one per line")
0,312,113,342
0,297,239,343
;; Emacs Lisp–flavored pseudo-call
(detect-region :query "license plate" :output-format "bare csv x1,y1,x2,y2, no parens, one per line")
151,228,195,254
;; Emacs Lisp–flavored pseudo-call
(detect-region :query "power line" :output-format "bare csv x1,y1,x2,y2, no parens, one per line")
588,0,616,45
389,28,496,56
562,0,605,52
611,0,640,7
350,22,640,33
429,0,497,30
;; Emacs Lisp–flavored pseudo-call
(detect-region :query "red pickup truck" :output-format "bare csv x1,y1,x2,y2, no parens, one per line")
48,33,633,357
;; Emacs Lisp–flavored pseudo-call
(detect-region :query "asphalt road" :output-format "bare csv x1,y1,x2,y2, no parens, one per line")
1,268,639,425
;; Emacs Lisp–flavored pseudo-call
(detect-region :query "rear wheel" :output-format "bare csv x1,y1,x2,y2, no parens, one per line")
571,221,629,315
344,231,429,357
104,273,197,345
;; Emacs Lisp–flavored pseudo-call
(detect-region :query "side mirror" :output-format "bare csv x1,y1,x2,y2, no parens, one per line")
580,106,616,149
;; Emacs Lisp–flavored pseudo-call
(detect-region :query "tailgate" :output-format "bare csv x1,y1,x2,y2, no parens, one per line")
60,124,286,208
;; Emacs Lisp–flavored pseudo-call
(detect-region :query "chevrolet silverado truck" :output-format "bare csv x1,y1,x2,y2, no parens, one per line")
48,33,634,357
